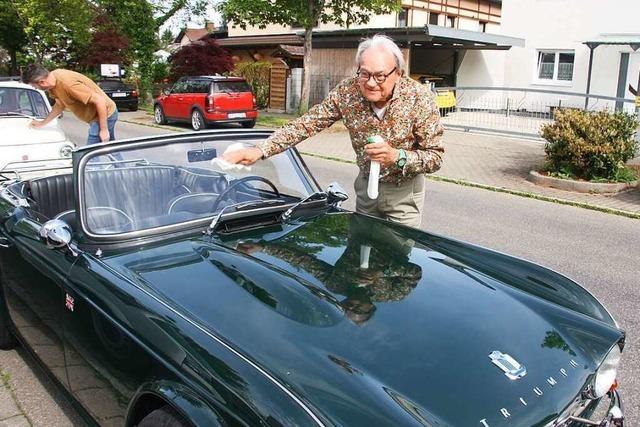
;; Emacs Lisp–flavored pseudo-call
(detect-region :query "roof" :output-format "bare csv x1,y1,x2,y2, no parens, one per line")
583,33,640,49
309,26,524,50
174,28,210,44
213,34,303,47
272,44,304,59
0,79,34,89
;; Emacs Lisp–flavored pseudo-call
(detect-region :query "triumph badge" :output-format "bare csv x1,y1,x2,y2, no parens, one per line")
489,351,527,380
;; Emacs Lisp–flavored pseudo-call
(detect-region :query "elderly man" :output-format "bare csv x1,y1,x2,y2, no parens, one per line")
224,35,444,227
23,64,118,145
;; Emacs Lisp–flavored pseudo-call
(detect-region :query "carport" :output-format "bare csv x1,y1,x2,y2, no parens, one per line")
583,34,640,109
310,25,524,87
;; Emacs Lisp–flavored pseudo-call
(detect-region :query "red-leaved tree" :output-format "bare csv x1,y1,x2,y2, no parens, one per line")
169,39,233,81
80,15,130,71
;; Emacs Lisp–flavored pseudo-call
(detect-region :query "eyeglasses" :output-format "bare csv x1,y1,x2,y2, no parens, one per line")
356,67,397,84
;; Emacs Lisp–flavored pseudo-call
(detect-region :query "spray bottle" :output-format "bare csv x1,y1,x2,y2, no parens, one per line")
366,135,383,199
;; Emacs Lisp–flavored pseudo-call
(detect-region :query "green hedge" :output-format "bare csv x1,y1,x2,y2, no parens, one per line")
232,61,271,108
540,109,639,182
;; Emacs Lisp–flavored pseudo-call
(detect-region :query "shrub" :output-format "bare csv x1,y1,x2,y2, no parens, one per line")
169,39,233,81
540,109,639,182
232,61,271,108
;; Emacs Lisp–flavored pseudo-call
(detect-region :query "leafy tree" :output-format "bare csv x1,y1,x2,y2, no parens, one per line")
12,0,94,65
0,0,27,74
80,15,130,73
219,0,401,113
160,28,175,48
169,39,233,80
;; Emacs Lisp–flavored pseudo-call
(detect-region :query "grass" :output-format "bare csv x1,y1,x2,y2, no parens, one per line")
256,112,296,128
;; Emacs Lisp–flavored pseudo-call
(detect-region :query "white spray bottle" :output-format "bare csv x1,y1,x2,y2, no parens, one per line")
366,135,382,199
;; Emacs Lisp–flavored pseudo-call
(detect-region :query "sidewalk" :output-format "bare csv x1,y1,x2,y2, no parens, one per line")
121,113,640,217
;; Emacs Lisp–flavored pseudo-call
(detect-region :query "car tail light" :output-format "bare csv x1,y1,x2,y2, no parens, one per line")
252,95,257,109
131,90,138,97
205,95,215,113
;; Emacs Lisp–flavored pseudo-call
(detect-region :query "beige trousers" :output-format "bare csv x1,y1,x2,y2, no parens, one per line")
354,172,426,228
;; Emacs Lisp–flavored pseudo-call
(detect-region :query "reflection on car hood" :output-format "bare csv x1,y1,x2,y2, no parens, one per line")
104,212,622,426
0,117,66,145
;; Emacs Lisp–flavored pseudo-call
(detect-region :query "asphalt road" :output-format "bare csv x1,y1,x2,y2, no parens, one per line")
1,112,637,425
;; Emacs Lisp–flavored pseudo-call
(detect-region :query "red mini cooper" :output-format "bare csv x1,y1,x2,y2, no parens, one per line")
154,76,258,130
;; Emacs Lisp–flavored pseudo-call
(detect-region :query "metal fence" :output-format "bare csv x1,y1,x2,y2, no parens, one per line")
438,87,638,139
296,78,638,140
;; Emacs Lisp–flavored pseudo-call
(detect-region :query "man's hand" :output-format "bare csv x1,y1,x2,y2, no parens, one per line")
99,128,110,143
222,147,263,166
29,120,46,129
364,141,399,166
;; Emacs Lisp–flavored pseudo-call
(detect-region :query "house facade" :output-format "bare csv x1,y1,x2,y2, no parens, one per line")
458,0,640,111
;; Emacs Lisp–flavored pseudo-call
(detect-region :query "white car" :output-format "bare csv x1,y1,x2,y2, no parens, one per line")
0,78,75,176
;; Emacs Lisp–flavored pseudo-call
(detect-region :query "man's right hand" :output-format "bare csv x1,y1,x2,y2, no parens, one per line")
29,120,46,129
222,147,264,165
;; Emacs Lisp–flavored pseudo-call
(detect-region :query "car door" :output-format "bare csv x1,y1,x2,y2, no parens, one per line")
175,78,194,119
0,211,74,389
163,79,185,119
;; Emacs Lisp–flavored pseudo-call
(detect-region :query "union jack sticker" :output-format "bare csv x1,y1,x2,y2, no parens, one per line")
65,293,74,312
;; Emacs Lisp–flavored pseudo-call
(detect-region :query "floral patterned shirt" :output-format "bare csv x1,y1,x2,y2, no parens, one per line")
258,76,444,184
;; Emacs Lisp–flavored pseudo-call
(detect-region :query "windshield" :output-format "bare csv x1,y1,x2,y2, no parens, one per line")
80,135,316,236
0,87,49,118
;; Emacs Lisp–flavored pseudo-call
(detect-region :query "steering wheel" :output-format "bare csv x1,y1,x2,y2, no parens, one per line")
210,176,280,213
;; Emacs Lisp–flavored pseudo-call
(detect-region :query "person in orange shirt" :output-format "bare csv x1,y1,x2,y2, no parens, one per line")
23,64,118,145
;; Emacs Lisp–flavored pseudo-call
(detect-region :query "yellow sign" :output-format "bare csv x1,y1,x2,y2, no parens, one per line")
636,96,640,107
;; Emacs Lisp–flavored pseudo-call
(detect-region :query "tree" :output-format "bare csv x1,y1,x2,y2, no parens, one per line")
0,0,27,74
219,0,401,113
169,39,233,80
12,0,94,65
80,15,130,72
160,29,175,48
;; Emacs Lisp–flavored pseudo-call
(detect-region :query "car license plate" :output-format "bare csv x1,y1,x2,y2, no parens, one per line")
112,92,127,97
228,112,246,119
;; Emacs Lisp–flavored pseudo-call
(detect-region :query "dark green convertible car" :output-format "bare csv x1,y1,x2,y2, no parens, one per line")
0,130,625,426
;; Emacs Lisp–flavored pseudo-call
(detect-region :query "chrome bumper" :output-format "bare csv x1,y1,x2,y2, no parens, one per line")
567,390,623,427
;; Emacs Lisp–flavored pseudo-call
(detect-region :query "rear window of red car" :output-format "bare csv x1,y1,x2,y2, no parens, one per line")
213,81,252,93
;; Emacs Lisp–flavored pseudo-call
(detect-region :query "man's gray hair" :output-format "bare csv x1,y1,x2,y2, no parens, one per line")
355,35,405,72
22,64,50,84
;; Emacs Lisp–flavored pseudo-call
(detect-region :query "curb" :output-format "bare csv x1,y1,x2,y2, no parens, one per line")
528,171,637,194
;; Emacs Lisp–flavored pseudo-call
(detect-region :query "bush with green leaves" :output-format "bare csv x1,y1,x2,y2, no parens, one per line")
540,109,639,182
232,61,271,108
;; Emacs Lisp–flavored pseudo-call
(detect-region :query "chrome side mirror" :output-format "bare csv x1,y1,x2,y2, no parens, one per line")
39,220,77,256
326,182,348,206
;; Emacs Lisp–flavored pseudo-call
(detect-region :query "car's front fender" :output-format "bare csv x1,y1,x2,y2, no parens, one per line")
126,379,224,427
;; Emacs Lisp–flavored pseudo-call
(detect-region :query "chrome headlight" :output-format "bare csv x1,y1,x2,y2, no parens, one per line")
59,144,73,158
589,344,622,399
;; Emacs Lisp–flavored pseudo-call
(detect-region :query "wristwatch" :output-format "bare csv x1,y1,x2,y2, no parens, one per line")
396,149,407,168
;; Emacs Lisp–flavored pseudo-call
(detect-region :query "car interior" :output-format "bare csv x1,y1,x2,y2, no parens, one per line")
13,164,290,235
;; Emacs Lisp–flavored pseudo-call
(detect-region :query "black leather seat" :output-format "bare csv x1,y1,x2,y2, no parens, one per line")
175,167,228,194
85,166,176,220
28,174,74,219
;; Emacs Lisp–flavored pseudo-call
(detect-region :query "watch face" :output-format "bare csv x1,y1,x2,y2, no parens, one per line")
397,157,406,167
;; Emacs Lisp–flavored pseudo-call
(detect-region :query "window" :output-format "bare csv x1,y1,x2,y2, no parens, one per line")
398,7,409,27
479,21,487,33
429,13,439,26
536,50,575,83
446,16,455,28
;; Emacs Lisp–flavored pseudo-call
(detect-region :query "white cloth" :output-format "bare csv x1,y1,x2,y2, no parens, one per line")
211,143,252,171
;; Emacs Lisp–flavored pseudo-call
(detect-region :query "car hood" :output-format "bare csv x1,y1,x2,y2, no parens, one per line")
0,117,66,145
104,212,622,426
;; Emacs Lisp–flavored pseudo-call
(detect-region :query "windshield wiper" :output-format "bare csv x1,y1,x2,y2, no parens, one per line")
206,199,286,235
280,192,327,222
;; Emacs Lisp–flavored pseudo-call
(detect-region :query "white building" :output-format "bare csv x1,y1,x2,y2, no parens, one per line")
458,0,640,112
